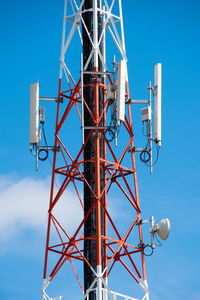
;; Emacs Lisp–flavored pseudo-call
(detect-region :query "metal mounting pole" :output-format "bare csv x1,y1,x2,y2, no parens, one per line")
148,82,153,174
81,54,84,145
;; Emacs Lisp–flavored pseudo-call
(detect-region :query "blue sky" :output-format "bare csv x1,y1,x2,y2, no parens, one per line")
0,0,200,299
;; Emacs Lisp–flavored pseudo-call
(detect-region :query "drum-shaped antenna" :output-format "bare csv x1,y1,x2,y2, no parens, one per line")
156,218,170,240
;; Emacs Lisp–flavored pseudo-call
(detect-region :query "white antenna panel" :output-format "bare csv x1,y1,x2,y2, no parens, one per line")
30,82,40,144
117,60,126,122
154,63,162,146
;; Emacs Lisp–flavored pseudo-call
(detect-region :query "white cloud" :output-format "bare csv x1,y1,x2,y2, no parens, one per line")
0,173,140,255
0,175,83,247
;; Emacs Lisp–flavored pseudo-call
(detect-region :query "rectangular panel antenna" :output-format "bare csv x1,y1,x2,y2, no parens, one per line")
154,63,162,147
141,106,151,122
30,82,40,145
117,60,126,122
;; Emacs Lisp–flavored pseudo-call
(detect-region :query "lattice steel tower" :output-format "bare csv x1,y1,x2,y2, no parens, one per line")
31,1,167,300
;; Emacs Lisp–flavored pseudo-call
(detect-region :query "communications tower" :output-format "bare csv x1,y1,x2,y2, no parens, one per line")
29,1,170,300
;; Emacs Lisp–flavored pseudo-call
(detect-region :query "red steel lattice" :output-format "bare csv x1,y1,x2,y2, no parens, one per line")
43,70,147,294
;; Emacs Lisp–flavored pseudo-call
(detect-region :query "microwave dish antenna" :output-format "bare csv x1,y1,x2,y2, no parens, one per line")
150,216,170,249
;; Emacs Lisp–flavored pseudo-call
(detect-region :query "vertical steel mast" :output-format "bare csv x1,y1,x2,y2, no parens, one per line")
41,1,149,300
82,1,105,298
